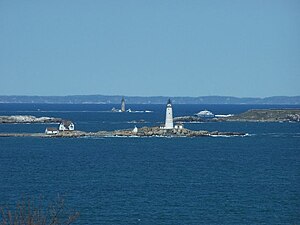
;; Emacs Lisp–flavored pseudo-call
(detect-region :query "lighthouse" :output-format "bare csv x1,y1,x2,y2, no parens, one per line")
121,97,126,112
164,99,174,129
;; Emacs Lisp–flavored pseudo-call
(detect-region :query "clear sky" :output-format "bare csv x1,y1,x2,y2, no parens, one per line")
0,0,299,97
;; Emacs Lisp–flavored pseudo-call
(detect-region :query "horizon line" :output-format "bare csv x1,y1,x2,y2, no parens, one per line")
0,94,300,99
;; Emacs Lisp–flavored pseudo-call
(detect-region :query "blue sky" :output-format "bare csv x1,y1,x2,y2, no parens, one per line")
0,0,299,97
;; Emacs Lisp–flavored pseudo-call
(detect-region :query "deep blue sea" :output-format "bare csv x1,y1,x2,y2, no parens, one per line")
0,104,299,225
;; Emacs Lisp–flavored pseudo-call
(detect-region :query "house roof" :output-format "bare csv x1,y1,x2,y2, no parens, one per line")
61,120,73,126
46,127,58,131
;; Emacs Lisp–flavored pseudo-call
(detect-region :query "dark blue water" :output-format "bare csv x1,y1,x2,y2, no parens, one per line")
0,104,299,224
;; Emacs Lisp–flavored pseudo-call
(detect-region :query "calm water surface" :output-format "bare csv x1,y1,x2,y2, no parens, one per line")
0,104,299,224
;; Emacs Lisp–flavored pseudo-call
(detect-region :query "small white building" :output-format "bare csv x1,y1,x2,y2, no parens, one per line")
45,127,59,135
132,126,138,134
59,120,75,131
174,123,184,130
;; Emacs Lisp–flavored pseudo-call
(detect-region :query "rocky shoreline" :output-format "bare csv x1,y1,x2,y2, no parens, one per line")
112,126,246,137
0,126,247,138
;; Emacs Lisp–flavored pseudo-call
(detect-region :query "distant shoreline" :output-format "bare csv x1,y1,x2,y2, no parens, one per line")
0,95,299,104
1,102,300,105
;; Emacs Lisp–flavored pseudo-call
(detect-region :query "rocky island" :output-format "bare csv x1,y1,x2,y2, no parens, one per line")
174,109,300,123
215,109,300,122
0,126,247,138
108,126,246,137
0,115,62,123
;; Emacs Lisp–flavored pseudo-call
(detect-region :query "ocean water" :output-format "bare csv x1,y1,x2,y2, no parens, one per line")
0,104,299,224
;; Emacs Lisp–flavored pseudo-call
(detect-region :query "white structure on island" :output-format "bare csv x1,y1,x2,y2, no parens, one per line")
195,109,214,118
59,120,75,131
160,99,174,130
45,127,59,135
121,97,126,112
174,123,183,130
132,126,138,134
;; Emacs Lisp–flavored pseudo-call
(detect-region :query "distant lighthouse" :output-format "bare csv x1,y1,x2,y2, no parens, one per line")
121,97,126,112
164,99,174,129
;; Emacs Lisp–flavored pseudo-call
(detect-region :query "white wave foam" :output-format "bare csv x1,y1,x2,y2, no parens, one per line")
215,114,234,118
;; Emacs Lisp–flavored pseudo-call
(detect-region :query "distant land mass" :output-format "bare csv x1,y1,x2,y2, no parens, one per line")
0,95,299,104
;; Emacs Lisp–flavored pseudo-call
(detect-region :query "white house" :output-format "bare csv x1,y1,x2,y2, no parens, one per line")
45,127,59,135
59,120,75,131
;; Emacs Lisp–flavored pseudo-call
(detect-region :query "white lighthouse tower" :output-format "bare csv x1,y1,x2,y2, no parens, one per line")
121,97,126,112
164,99,174,129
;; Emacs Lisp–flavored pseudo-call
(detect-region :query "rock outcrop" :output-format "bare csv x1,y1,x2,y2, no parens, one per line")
174,116,205,123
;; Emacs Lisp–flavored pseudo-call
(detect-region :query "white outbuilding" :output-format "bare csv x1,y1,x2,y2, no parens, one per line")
174,123,184,130
45,127,59,135
132,126,138,134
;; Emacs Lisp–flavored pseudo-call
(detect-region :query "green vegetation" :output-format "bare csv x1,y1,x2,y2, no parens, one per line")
0,197,79,225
